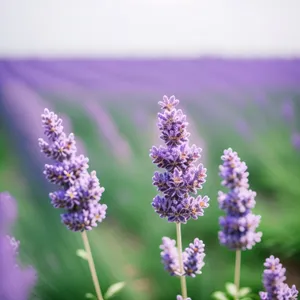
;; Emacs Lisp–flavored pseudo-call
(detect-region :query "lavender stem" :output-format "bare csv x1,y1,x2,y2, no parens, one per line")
176,222,188,299
81,231,104,300
234,249,241,300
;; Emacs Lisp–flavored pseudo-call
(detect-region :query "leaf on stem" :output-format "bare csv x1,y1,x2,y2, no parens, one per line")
225,282,238,297
238,287,251,297
212,291,229,300
104,282,126,299
76,249,88,261
85,293,96,299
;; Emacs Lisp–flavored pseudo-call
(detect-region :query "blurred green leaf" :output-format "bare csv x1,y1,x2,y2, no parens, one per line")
104,282,126,299
76,249,88,261
239,287,251,297
225,283,237,297
85,293,96,299
212,291,229,300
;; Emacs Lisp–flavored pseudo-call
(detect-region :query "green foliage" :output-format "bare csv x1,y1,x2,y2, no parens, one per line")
76,249,89,261
104,282,126,299
212,282,258,300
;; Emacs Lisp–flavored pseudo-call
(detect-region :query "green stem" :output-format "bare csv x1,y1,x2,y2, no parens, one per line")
81,231,104,300
234,249,241,300
176,222,188,299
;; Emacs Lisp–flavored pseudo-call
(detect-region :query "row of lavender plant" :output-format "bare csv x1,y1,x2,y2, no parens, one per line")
150,96,298,300
0,95,298,300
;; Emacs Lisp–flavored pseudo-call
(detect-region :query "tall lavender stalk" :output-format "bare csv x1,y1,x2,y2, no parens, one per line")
150,96,209,299
38,109,107,300
218,148,262,299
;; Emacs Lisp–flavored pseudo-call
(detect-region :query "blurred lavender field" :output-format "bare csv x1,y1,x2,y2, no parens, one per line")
0,59,300,300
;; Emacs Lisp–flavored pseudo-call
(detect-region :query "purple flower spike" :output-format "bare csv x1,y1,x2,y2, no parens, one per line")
150,96,209,223
154,96,207,292
39,109,107,231
259,255,298,300
0,192,36,300
0,235,36,300
218,148,262,250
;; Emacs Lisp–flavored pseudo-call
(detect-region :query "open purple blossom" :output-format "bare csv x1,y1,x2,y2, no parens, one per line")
0,192,36,300
38,109,107,231
150,96,209,223
218,148,262,250
259,255,298,300
160,237,205,277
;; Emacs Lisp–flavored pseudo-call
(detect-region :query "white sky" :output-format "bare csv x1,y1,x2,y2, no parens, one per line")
1,0,300,58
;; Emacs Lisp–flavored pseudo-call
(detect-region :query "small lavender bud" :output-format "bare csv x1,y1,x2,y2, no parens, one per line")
160,237,180,276
159,237,206,278
279,284,299,299
259,255,298,300
41,108,64,141
219,148,249,190
183,238,205,277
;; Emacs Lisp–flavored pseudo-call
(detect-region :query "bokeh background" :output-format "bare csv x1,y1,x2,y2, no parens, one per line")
1,1,300,300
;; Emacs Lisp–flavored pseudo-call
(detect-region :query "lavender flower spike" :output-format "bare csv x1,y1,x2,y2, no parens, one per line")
153,96,208,300
38,108,107,231
0,192,36,300
150,95,209,223
218,148,262,250
259,255,298,300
